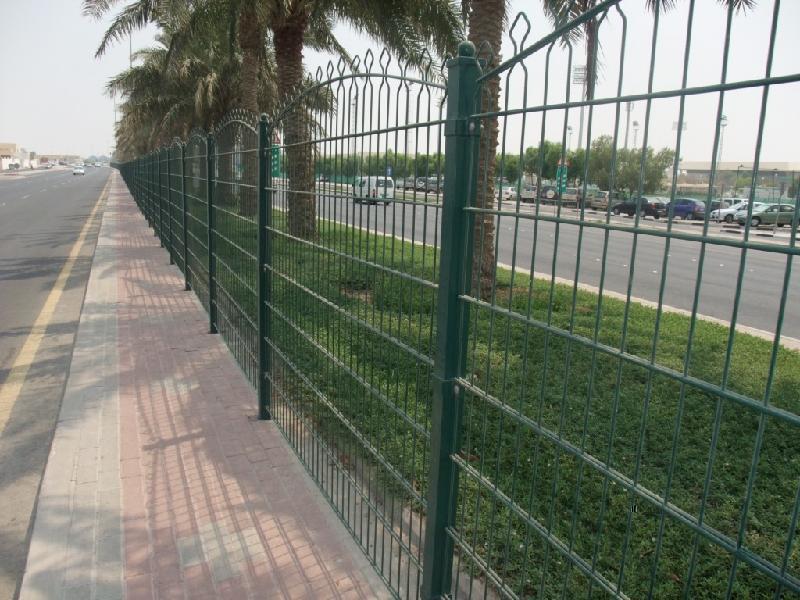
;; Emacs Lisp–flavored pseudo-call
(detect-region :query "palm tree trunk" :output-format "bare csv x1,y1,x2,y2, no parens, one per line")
237,3,262,217
468,0,503,300
585,17,598,101
274,16,316,239
238,4,262,113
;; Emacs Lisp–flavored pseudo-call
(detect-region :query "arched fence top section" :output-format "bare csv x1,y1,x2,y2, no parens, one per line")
187,127,207,142
272,46,448,129
185,129,208,159
212,108,259,137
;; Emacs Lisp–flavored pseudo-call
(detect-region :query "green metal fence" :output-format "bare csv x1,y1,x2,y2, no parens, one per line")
118,2,800,597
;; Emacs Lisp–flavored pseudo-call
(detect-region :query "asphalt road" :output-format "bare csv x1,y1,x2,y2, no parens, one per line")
0,166,109,599
298,187,799,340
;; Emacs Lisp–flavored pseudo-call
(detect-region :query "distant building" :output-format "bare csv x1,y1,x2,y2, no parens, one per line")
38,153,82,165
677,161,800,200
0,142,38,170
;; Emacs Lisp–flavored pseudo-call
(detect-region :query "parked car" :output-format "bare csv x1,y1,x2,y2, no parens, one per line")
538,185,558,203
711,200,759,223
353,176,395,204
425,177,444,194
560,187,580,207
400,176,418,190
496,184,516,201
72,165,85,176
612,196,667,219
589,190,626,210
668,198,705,220
737,203,796,227
519,185,538,203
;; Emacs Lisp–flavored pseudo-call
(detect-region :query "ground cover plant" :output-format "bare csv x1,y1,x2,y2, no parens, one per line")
208,204,799,598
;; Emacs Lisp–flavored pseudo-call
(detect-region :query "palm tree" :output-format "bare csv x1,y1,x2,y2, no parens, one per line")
540,0,758,102
239,0,462,238
105,8,252,158
85,0,461,237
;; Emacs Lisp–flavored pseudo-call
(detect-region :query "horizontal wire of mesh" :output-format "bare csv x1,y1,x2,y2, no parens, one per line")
267,54,447,599
212,115,259,386
450,2,800,599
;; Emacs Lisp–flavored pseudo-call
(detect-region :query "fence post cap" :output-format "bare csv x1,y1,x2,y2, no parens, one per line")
457,41,475,57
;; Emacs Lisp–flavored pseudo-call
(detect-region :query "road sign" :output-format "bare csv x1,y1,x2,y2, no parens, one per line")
270,146,280,177
556,164,568,193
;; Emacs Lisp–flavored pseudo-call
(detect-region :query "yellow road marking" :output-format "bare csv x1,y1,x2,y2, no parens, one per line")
0,176,110,435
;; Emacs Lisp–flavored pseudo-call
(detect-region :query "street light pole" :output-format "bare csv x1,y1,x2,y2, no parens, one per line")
567,126,573,151
624,102,632,149
573,66,586,149
736,163,744,197
772,168,779,235
717,114,728,165
632,121,640,148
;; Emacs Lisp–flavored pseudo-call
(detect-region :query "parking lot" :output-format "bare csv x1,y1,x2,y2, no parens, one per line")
500,200,796,243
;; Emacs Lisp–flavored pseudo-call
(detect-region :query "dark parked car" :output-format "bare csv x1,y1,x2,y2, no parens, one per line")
668,198,705,220
612,196,667,219
400,176,418,190
425,177,444,193
538,185,558,202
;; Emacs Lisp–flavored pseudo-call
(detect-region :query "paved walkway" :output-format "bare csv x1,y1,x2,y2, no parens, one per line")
20,173,387,599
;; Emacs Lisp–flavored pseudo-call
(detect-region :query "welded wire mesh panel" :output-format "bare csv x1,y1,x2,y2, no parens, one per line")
267,50,447,598
212,112,259,385
144,154,154,228
169,141,186,274
450,2,800,598
158,147,170,246
185,132,210,311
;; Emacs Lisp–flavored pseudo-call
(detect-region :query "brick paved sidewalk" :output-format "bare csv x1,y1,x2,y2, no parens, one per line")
20,173,388,600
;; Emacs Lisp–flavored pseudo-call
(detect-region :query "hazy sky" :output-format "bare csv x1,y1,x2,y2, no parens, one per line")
0,0,157,157
1,0,797,163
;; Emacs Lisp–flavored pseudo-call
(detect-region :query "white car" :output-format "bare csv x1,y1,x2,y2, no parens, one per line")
72,165,85,175
353,176,395,204
496,185,517,201
710,198,751,223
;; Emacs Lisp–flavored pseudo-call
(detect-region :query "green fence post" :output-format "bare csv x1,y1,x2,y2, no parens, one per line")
167,149,174,264
257,114,272,420
421,41,481,600
207,134,218,334
181,143,189,291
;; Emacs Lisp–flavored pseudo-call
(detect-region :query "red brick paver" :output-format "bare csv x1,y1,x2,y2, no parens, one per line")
111,175,384,599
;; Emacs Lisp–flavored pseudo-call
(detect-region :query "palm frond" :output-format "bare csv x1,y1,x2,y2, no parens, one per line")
82,0,120,19
94,0,158,57
303,14,351,63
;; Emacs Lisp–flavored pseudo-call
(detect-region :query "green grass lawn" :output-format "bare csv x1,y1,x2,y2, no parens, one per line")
211,208,800,598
